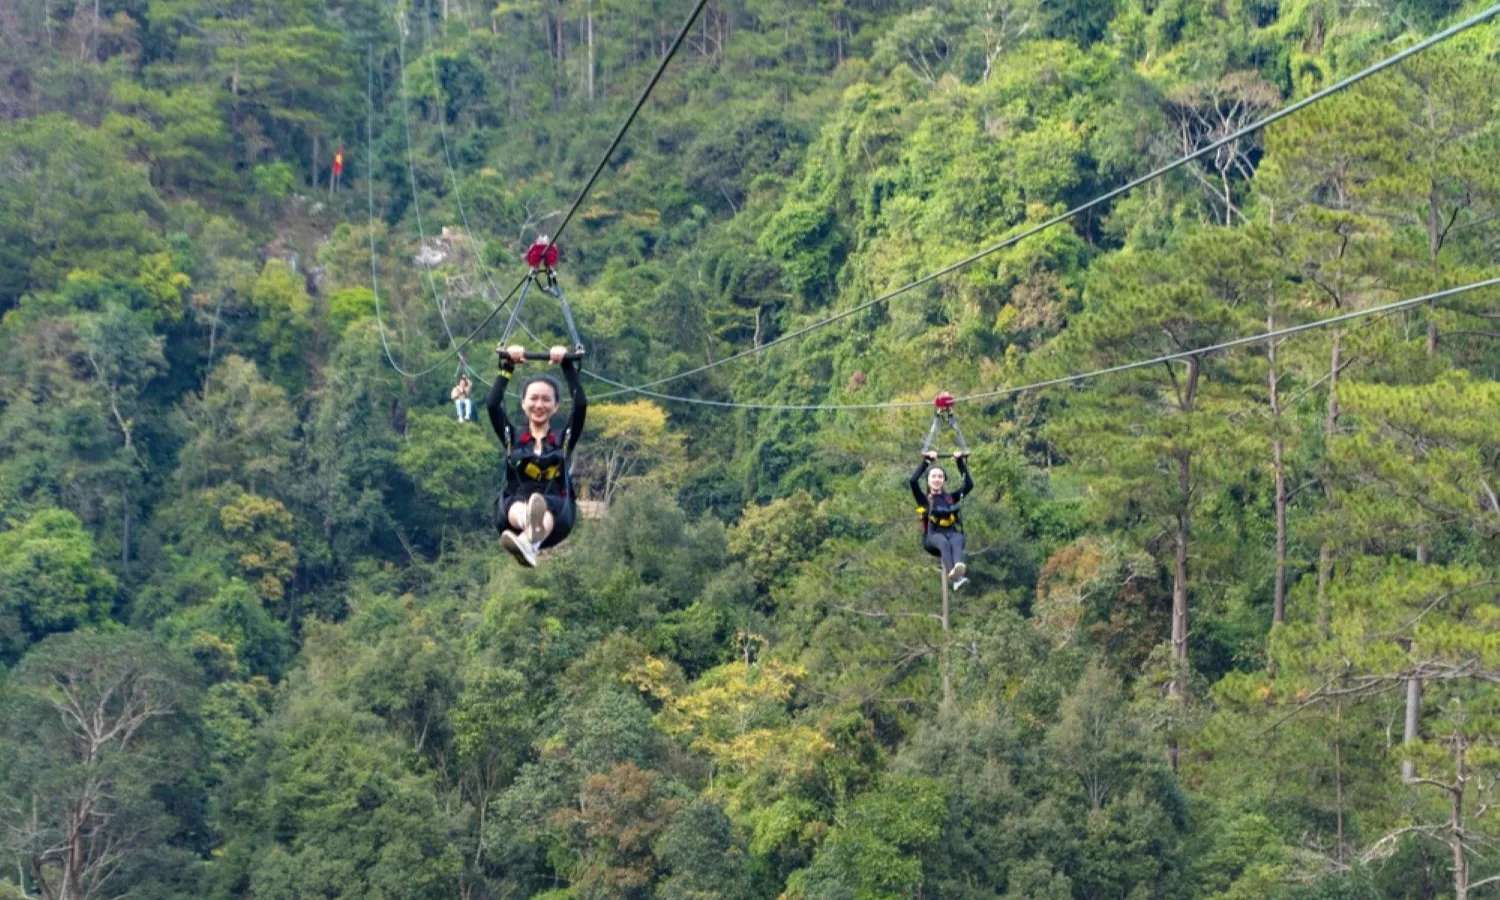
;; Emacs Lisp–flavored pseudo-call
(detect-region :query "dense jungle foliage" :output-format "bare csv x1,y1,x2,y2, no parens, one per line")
2,0,1499,896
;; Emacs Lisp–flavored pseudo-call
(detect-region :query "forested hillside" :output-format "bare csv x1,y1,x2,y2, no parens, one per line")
2,0,1498,895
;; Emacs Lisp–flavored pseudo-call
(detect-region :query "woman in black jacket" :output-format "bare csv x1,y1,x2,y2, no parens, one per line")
909,451,972,590
486,344,586,566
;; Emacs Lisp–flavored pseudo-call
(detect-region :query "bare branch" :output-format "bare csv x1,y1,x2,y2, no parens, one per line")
1402,580,1500,631
830,603,941,623
1361,824,1448,863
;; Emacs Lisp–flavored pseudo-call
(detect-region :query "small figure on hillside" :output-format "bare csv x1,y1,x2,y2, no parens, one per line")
330,145,345,195
451,374,473,422
910,450,973,590
486,343,586,567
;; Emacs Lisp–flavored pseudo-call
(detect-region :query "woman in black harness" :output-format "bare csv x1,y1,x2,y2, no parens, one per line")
486,343,586,566
910,450,972,590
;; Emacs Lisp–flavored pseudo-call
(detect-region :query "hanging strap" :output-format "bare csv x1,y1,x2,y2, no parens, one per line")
921,409,969,454
499,274,537,346
921,414,943,454
948,413,969,454
540,279,585,354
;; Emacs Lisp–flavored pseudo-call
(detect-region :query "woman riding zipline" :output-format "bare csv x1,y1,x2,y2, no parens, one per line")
486,343,586,566
911,392,972,589
910,450,972,590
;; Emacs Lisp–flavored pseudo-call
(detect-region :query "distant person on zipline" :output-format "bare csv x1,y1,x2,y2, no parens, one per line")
911,450,972,590
451,374,473,422
330,145,345,195
486,343,586,566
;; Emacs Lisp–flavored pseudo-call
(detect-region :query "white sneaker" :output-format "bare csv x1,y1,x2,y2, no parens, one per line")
500,530,537,567
517,537,538,567
952,576,968,591
948,562,966,582
527,494,549,545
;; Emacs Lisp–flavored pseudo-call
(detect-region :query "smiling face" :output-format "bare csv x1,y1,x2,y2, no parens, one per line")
522,379,559,428
927,466,947,493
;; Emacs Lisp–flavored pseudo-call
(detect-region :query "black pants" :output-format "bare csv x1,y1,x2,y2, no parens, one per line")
923,530,965,574
498,491,576,548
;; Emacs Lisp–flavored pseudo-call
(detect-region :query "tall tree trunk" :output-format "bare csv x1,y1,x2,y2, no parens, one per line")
547,7,564,107
1427,183,1442,355
88,0,100,60
1405,539,1430,781
120,486,131,574
1268,317,1286,625
1323,329,1341,439
1172,453,1190,688
1316,329,1342,632
1452,737,1470,900
940,566,953,710
1220,169,1233,226
205,293,224,389
1166,359,1199,772
231,57,243,166
1334,698,1346,865
1315,543,1333,635
1405,190,1445,763
1170,357,1200,698
586,2,595,102
66,797,85,898
1271,437,1287,623
720,8,729,65
1402,674,1422,782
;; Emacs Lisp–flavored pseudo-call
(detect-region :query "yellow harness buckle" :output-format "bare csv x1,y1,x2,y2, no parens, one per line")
522,461,562,481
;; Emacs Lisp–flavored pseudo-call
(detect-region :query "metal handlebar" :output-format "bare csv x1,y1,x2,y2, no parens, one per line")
499,350,587,362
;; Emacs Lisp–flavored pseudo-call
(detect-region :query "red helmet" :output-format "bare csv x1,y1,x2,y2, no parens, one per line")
934,391,955,410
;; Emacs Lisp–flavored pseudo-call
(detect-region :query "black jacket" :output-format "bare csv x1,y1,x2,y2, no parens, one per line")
910,457,972,532
486,359,586,499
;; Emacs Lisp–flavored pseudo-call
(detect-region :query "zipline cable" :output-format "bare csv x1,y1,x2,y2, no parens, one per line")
366,47,528,379
413,10,549,373
394,19,550,390
538,0,712,257
366,0,712,378
396,25,467,366
581,278,1500,410
954,278,1500,405
366,50,452,379
591,3,1500,400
